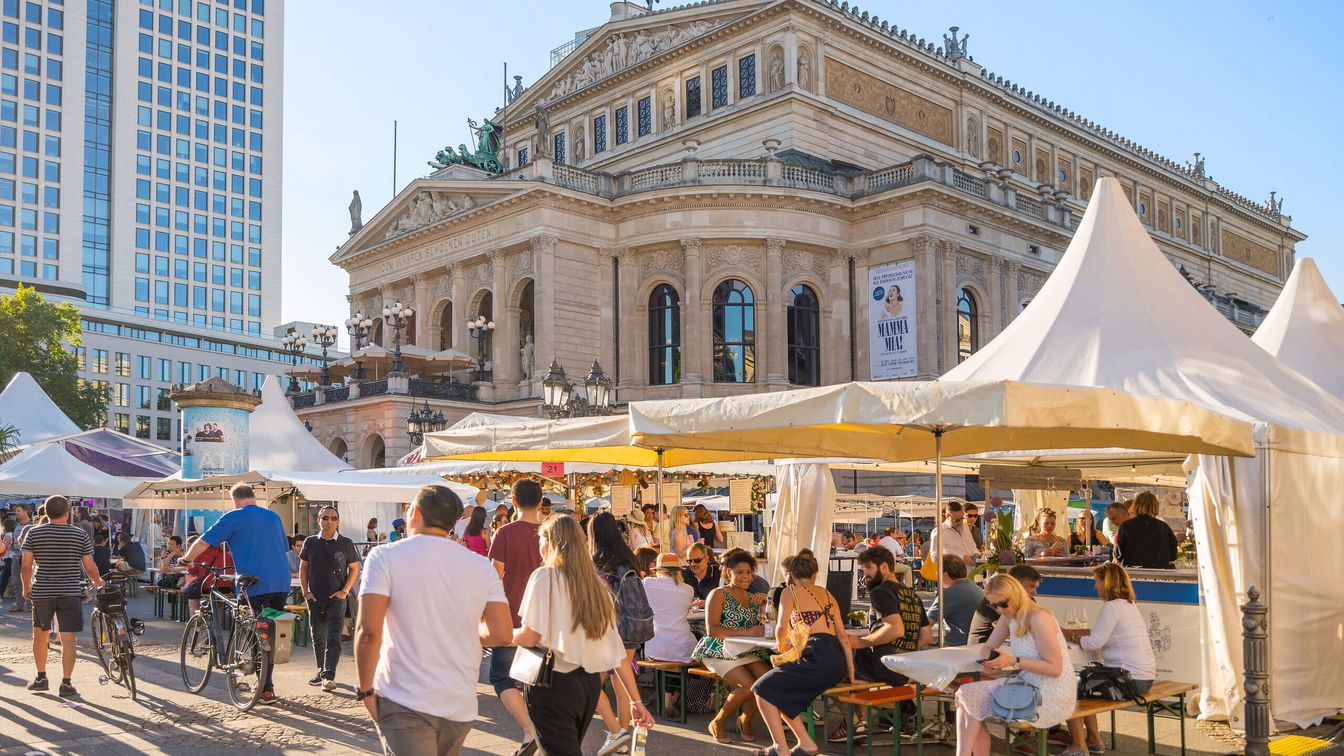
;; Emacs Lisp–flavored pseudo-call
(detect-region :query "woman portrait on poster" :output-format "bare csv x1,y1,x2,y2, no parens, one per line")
884,285,904,317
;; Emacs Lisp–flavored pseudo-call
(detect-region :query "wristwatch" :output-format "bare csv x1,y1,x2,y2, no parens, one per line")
355,688,376,701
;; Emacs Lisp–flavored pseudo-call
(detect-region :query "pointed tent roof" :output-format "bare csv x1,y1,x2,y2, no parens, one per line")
0,372,80,444
0,443,148,498
1252,257,1344,402
248,376,351,473
944,177,1344,436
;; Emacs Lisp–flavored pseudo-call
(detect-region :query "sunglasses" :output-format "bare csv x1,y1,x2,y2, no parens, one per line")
319,515,340,521
989,599,1011,610
688,557,705,564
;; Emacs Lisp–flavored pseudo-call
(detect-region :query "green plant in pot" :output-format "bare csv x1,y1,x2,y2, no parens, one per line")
972,510,1022,579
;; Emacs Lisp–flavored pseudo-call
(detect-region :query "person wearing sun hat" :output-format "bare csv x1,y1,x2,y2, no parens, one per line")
642,552,697,664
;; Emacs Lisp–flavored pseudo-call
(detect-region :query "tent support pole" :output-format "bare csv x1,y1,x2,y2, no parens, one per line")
655,448,667,551
935,428,945,649
1259,442,1273,721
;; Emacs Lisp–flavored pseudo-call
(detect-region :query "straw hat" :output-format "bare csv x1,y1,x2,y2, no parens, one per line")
655,552,681,570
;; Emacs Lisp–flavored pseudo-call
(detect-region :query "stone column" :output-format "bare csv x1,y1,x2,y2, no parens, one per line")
764,238,787,386
488,250,518,387
412,272,431,348
1005,261,1021,324
910,234,940,378
815,36,827,96
449,264,466,353
939,240,960,372
987,256,1005,338
848,248,870,380
614,248,642,390
597,247,619,390
782,25,798,88
680,238,705,390
826,249,851,384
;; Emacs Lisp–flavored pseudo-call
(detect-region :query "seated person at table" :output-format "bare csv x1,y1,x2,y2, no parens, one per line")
927,555,984,646
930,500,979,566
955,575,1076,756
1059,563,1157,756
91,531,113,578
112,531,147,575
643,552,698,713
287,534,304,574
752,550,853,756
834,545,930,743
722,547,770,595
877,526,904,557
180,536,234,615
967,564,1040,644
1069,508,1110,553
692,549,770,743
682,542,722,601
1114,492,1178,570
1023,509,1068,558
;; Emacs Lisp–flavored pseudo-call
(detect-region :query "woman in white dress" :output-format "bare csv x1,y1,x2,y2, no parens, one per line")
955,573,1075,756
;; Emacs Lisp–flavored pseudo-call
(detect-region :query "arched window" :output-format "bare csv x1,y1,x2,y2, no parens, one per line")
648,284,681,386
786,283,820,386
956,288,979,363
712,279,755,383
438,301,454,350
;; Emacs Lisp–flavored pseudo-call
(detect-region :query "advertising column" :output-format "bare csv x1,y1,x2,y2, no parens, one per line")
171,377,263,533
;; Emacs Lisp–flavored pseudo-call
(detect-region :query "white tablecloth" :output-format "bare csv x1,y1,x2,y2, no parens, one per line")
882,643,1096,691
722,635,777,656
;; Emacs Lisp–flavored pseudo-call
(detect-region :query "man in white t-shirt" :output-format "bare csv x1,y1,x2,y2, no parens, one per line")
876,527,914,587
355,486,512,755
928,500,980,566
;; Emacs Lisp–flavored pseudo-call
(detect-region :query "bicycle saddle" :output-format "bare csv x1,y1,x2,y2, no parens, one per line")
235,575,260,587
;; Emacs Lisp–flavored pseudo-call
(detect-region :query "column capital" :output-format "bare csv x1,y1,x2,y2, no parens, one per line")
484,249,500,266
412,271,431,287
910,234,939,256
529,234,558,255
844,247,870,265
680,238,704,254
765,238,787,255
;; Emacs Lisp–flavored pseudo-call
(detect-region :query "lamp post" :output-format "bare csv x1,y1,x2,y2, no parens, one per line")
381,301,415,374
344,311,374,380
280,327,307,394
405,400,447,446
309,324,338,386
541,358,614,418
467,315,496,382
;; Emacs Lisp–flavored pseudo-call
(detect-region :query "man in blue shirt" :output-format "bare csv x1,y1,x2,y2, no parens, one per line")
181,482,290,705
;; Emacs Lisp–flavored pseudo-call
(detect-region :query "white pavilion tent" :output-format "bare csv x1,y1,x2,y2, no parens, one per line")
0,372,81,444
0,443,151,498
943,178,1344,727
1252,257,1344,402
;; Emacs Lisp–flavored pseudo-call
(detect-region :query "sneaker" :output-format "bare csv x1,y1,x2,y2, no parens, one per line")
827,721,867,743
58,681,77,698
307,673,324,686
27,676,48,692
257,691,278,706
321,678,338,692
1047,729,1074,747
597,729,630,756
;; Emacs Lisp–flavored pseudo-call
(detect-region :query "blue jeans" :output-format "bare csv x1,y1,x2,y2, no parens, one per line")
488,645,522,696
308,596,346,680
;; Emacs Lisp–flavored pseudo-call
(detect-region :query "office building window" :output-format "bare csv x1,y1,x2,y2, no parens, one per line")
156,416,173,441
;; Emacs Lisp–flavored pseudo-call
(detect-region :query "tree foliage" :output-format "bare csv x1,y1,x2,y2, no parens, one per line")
0,286,107,429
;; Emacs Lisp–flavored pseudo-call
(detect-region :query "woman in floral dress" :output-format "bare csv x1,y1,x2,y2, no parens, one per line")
692,550,770,743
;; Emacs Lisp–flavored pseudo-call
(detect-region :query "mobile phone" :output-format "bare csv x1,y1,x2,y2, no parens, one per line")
977,650,1001,664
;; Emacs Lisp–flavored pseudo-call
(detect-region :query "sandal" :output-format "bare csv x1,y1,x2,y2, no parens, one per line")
708,716,731,745
790,747,820,756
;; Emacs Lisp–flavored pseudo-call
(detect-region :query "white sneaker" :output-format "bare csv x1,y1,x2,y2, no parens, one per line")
321,678,338,692
597,729,630,756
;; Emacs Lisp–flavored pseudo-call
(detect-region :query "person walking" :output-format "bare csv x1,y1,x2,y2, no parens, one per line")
20,496,103,696
300,505,361,692
514,515,654,756
355,485,512,756
7,503,32,611
180,483,290,705
486,479,544,755
0,514,16,601
462,506,491,557
588,512,652,755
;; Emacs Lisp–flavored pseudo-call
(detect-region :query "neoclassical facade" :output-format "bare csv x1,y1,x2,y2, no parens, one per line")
301,0,1303,469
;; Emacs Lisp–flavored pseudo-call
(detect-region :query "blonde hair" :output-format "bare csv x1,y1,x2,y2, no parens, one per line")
984,574,1036,637
1132,492,1160,518
540,515,615,640
1033,509,1057,530
1093,562,1137,603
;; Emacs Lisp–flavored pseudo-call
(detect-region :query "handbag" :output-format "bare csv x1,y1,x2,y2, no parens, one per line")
509,572,556,688
990,676,1042,722
1077,662,1139,701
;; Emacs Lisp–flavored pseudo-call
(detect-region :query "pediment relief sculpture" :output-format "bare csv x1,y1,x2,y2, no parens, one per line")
548,19,724,100
385,192,479,239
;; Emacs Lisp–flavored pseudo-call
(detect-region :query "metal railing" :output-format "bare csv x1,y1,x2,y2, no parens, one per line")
409,378,479,402
292,392,316,409
324,384,349,402
359,379,388,398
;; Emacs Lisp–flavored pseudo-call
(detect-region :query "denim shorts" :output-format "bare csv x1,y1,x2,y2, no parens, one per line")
488,645,522,695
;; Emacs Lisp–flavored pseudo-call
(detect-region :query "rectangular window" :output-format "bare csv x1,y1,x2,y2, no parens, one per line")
553,132,565,165
137,355,151,379
156,417,173,441
137,384,151,409
135,415,150,439
615,106,628,146
114,352,130,377
113,382,128,406
593,114,606,154
158,358,171,382
113,413,129,434
685,76,702,118
638,96,652,136
711,65,728,109
738,54,756,98
93,349,108,373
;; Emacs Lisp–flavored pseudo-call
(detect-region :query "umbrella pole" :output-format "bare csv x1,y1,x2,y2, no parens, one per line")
655,449,667,552
935,429,945,649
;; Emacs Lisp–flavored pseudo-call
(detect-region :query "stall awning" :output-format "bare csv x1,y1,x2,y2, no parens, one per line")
123,469,476,509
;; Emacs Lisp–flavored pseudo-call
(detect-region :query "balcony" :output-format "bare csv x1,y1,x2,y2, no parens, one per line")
290,375,480,411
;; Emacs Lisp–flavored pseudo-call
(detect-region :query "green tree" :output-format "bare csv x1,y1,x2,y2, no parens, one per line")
0,285,107,429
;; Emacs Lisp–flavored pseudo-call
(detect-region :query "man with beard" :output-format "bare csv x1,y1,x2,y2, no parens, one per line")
830,546,931,743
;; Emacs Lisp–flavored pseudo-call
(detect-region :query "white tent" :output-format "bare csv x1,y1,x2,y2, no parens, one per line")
250,376,350,472
1252,257,1344,402
0,443,150,498
0,372,80,444
943,177,1344,727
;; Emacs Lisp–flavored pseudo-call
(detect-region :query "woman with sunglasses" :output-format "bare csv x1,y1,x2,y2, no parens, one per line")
1068,509,1109,554
667,505,693,562
954,574,1075,756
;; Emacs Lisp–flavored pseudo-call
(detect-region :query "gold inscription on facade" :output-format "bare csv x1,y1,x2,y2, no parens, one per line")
1220,230,1278,275
824,59,953,143
375,226,495,276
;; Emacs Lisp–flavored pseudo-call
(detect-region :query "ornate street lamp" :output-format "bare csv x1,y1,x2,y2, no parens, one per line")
344,311,374,380
382,301,415,374
542,358,614,418
405,400,447,446
309,324,338,386
467,315,496,382
280,327,307,394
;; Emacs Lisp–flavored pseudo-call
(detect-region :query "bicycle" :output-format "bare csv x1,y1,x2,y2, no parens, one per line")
178,565,271,711
87,574,146,701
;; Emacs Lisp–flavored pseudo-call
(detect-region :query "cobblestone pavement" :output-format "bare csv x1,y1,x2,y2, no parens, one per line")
0,591,1249,754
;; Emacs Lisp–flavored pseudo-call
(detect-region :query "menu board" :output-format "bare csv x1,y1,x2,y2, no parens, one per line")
729,479,754,514
610,485,633,517
660,482,683,511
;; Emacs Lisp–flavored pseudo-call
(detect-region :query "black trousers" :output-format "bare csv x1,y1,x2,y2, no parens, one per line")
248,592,287,693
524,667,602,756
307,596,346,679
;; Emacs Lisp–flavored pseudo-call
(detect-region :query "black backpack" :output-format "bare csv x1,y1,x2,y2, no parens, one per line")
1077,662,1139,701
613,569,654,644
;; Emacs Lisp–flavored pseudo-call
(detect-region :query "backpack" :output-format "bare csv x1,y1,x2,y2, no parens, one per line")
1077,662,1140,701
613,569,655,644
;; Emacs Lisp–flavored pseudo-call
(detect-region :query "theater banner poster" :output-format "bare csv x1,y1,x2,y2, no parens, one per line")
869,260,918,379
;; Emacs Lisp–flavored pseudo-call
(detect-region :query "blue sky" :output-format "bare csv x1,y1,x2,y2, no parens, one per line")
281,1,1343,345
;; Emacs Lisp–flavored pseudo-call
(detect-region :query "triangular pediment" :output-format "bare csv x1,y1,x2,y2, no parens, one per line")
500,1,770,118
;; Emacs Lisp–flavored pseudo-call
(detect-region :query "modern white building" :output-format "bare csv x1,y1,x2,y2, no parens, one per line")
0,0,300,446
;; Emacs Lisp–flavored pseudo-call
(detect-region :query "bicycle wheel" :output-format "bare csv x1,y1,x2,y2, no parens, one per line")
224,622,268,711
180,613,213,693
89,611,124,684
123,653,137,701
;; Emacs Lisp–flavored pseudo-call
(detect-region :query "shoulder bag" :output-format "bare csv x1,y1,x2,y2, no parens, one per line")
1077,662,1139,701
769,585,815,667
990,675,1042,722
509,572,556,688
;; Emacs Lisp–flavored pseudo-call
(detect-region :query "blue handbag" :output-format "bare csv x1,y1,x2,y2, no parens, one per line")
990,676,1042,722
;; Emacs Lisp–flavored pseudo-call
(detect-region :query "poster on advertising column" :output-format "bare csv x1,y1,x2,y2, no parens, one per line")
869,260,918,379
181,405,250,479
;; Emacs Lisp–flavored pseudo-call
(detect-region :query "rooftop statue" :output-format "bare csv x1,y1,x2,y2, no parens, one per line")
943,26,969,62
434,117,505,174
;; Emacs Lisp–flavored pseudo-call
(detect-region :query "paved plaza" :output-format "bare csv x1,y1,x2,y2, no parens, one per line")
0,591,1255,755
